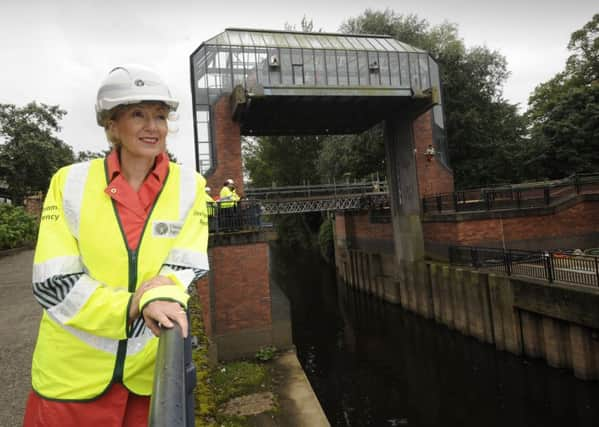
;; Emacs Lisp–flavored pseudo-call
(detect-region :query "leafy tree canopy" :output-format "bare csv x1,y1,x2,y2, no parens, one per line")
0,102,74,204
526,14,599,179
243,135,322,187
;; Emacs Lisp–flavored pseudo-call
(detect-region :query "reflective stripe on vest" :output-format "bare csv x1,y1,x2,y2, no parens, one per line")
63,161,92,239
33,255,83,283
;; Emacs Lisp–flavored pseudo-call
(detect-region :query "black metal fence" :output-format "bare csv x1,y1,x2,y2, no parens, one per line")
423,173,599,214
448,246,599,287
208,200,263,233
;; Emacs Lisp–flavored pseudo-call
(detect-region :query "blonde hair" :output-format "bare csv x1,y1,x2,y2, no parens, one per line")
100,101,170,147
100,105,128,147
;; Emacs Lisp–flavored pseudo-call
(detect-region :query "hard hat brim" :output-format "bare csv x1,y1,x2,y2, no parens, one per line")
96,96,179,126
98,95,179,112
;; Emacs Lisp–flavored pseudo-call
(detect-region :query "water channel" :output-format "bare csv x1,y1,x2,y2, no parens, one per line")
270,244,599,427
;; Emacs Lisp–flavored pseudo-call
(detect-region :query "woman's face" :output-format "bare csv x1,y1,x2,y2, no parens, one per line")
110,102,169,161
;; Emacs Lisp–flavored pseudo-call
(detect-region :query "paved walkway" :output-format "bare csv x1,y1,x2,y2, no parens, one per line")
0,250,39,427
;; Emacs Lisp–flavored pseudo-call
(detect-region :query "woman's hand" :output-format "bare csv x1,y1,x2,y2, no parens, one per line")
129,276,174,321
142,300,188,338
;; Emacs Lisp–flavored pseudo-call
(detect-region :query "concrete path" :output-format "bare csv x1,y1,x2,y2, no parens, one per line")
271,350,330,427
0,250,39,427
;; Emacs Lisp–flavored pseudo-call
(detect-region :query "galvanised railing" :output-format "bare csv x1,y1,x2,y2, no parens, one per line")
149,324,196,427
423,173,599,214
449,245,599,288
245,181,388,200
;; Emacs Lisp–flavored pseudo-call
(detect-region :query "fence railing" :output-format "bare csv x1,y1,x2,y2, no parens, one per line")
149,324,196,427
245,180,388,200
423,173,599,214
448,245,599,288
208,200,263,233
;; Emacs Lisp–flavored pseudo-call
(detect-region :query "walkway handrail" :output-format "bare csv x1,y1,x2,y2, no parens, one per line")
208,200,263,233
449,245,599,288
245,180,388,200
423,173,599,214
149,324,195,427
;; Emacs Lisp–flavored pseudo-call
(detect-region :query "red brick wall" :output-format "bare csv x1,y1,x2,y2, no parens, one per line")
210,242,271,334
334,213,348,240
206,96,244,197
335,212,393,241
423,200,599,247
413,111,454,197
24,192,43,219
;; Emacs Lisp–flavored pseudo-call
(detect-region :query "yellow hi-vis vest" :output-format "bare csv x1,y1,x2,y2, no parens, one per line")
31,158,209,400
219,186,239,208
205,193,216,216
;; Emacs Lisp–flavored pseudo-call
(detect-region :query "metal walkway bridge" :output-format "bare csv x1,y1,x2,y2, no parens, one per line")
244,181,390,215
208,182,390,233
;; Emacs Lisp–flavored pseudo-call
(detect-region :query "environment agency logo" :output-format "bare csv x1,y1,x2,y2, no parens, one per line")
152,220,183,238
154,222,169,236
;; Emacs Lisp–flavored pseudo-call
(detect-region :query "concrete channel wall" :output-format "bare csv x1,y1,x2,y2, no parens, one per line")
336,247,599,381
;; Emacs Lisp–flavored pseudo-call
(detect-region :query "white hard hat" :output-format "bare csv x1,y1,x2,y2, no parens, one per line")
226,179,235,185
205,187,211,192
95,64,179,126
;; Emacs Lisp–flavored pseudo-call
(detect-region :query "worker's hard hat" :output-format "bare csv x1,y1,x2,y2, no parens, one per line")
225,179,235,185
205,187,211,193
95,64,179,126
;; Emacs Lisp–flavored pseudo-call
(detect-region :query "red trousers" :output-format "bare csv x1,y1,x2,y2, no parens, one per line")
23,383,150,427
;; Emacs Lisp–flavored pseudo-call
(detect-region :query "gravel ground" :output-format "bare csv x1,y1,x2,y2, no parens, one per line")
0,250,40,427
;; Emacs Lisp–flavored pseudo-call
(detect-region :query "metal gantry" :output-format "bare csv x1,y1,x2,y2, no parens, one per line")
207,183,391,233
190,28,448,175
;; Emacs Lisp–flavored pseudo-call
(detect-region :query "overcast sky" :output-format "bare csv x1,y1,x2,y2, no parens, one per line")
0,0,596,168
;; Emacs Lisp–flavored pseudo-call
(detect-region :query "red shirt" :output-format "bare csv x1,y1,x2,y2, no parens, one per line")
104,150,169,251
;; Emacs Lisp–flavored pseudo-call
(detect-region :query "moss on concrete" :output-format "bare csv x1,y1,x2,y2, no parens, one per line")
188,285,278,427
188,285,217,425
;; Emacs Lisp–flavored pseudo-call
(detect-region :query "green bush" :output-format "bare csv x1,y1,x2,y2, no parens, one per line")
0,204,38,250
318,216,334,262
255,346,277,362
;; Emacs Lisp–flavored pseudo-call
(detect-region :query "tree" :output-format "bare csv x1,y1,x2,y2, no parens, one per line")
317,124,385,183
0,102,74,204
526,14,599,179
243,135,322,187
76,150,107,162
566,13,599,86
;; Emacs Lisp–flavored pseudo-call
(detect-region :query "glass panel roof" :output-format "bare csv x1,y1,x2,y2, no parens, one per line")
202,28,424,53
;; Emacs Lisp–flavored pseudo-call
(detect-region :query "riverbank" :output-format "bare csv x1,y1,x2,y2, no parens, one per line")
205,350,329,426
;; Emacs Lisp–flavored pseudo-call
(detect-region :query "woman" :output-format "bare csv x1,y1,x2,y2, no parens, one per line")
23,65,209,426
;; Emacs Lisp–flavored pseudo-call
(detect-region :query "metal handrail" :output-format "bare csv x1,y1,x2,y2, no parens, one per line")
149,324,195,427
423,173,599,214
208,200,263,233
449,245,599,288
245,180,388,199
